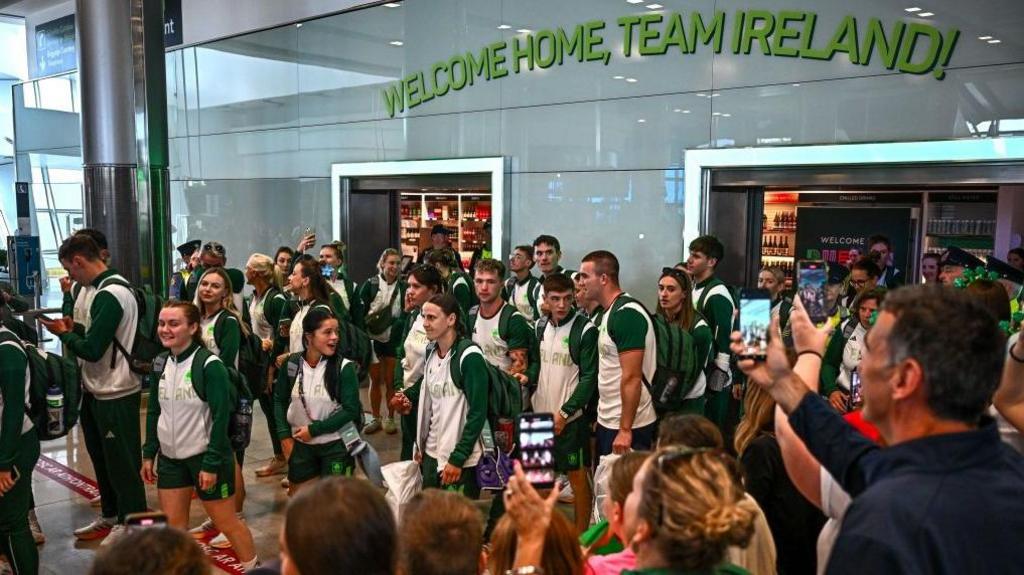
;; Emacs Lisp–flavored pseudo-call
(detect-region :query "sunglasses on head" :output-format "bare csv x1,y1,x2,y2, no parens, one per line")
661,266,690,282
203,243,225,256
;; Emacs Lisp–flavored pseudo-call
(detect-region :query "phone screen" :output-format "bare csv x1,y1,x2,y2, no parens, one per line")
321,264,335,279
125,511,167,529
849,369,862,411
797,260,829,324
517,412,555,488
340,421,362,450
739,289,771,359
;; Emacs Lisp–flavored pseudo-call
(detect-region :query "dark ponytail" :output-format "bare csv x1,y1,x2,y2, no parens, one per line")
295,256,332,305
426,293,466,339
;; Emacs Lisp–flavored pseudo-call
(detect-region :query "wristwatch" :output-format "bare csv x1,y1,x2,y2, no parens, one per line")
505,568,545,575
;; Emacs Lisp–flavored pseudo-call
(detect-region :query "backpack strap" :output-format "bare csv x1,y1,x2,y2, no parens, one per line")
568,314,593,366
446,339,481,391
526,277,539,316
695,277,725,313
466,306,480,334
188,347,216,401
497,304,517,342
150,351,170,384
323,357,353,404
504,277,516,299
534,315,550,342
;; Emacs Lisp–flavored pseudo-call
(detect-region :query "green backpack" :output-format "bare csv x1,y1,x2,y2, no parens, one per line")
96,276,165,375
214,311,266,395
437,338,522,424
0,330,81,440
648,314,702,414
152,348,253,450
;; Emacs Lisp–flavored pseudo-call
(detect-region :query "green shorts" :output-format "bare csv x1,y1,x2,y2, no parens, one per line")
156,453,234,501
287,440,356,484
554,416,591,472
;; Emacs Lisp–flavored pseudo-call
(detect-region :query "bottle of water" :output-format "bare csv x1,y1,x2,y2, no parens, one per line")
46,383,64,436
659,374,680,406
231,398,253,450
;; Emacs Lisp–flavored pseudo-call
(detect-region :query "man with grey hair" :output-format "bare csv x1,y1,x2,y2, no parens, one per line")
747,284,1024,574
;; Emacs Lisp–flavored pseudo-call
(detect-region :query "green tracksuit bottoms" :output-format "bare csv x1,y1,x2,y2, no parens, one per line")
80,391,147,522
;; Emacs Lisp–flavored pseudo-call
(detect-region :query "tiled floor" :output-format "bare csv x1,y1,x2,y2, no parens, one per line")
31,388,405,574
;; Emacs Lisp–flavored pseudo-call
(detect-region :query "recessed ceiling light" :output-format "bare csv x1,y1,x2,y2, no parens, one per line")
978,36,992,40
712,112,722,116
517,29,531,34
613,75,625,80
673,108,681,112
792,83,801,87
295,23,303,28
918,11,934,17
497,24,511,30
389,40,404,46
722,113,732,117
988,39,1002,44
646,3,664,9
904,7,921,12
626,0,645,4
682,109,691,114
696,92,706,97
625,77,638,83
710,93,720,98
637,119,647,123
383,2,401,7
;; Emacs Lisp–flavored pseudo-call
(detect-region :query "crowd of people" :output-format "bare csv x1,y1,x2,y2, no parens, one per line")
1,223,1024,575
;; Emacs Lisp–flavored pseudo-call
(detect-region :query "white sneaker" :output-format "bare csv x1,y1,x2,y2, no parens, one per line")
240,556,261,572
363,418,382,434
73,516,115,541
209,531,232,549
99,524,127,547
557,476,575,504
189,517,217,539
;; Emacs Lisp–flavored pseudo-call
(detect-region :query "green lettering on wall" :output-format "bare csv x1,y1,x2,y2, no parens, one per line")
379,11,959,117
617,15,641,57
688,10,724,53
659,12,689,54
897,23,941,74
488,41,509,79
860,18,905,69
382,83,404,118
731,10,745,54
638,13,665,56
535,29,558,68
557,24,585,63
512,35,534,73
431,61,450,97
741,10,776,55
448,54,468,91
465,47,489,85
771,11,806,58
583,20,611,64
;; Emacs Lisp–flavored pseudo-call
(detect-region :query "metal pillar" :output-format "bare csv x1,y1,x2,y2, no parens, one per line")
77,0,170,292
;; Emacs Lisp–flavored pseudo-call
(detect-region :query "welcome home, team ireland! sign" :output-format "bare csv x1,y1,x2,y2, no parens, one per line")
382,10,960,118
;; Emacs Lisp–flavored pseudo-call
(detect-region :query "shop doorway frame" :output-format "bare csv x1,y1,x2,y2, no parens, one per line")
331,157,510,262
684,138,1024,255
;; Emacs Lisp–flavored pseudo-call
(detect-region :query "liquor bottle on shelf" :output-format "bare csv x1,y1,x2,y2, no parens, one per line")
782,235,789,254
773,213,780,229
763,213,768,230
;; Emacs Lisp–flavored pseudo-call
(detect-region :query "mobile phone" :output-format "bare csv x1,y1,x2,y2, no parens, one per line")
797,260,829,324
125,511,167,529
848,369,862,411
517,412,555,489
340,421,366,455
739,289,771,360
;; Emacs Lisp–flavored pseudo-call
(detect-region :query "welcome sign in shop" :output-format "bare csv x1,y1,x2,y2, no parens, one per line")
795,207,912,275
382,10,959,118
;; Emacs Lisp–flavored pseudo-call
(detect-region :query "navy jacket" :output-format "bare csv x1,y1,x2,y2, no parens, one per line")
790,393,1024,575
